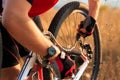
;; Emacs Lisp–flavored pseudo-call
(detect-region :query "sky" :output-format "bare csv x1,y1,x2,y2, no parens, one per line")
102,0,120,8
54,0,120,9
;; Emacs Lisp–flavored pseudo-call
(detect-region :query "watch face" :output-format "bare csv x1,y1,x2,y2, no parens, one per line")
47,46,56,57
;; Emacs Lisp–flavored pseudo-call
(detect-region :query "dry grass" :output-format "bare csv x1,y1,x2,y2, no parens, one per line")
98,6,120,80
40,6,120,80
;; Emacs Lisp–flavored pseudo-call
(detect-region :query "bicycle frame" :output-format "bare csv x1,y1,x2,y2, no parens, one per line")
17,52,37,80
17,50,89,80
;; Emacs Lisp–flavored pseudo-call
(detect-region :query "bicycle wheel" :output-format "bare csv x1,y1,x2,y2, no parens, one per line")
48,1,101,80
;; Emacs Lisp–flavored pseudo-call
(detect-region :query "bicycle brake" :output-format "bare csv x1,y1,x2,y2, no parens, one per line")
83,44,93,59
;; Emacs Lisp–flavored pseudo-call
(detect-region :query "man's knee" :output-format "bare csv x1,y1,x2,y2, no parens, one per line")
0,64,21,80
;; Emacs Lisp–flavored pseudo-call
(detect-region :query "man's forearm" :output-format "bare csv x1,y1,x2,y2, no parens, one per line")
88,0,101,20
2,0,53,56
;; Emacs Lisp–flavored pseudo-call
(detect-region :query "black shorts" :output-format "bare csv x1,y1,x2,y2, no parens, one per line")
0,16,43,68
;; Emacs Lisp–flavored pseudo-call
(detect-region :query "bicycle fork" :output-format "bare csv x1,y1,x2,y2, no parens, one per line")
72,44,92,80
17,51,37,80
53,57,89,80
73,59,89,80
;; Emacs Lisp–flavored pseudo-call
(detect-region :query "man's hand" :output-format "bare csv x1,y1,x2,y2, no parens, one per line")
77,16,96,37
56,53,76,79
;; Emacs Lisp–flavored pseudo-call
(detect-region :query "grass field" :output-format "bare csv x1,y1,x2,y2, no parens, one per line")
40,5,120,80
98,5,120,80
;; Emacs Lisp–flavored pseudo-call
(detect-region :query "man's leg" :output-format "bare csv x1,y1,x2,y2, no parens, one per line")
0,23,21,80
0,16,43,80
0,64,20,80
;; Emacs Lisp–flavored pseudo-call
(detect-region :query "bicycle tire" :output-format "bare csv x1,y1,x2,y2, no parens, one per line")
48,1,101,80
0,23,2,72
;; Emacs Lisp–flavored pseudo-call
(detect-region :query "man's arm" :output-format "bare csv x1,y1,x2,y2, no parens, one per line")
88,0,101,20
2,0,60,60
77,0,101,37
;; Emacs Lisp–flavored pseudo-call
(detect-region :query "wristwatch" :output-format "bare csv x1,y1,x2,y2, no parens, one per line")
45,46,56,59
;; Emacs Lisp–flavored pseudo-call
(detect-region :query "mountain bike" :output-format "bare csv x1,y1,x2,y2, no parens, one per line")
17,1,101,80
